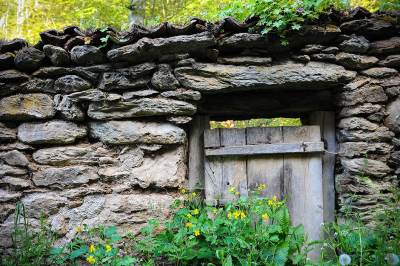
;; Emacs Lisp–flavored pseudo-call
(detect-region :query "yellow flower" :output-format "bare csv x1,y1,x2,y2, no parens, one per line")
185,222,193,228
194,229,201,236
228,186,237,194
179,188,187,194
191,209,199,215
186,213,192,219
86,255,96,265
227,212,232,219
75,226,83,233
257,183,267,191
262,213,269,222
233,210,240,219
239,211,246,219
191,192,197,197
235,191,240,196
89,244,96,253
105,244,112,253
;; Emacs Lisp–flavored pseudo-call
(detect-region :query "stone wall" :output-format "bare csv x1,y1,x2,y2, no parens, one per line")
0,11,399,249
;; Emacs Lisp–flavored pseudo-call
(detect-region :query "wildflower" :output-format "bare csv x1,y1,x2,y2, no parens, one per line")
186,213,192,219
89,244,96,253
235,191,240,196
233,210,240,219
185,222,193,228
262,213,269,222
239,211,246,219
179,188,187,194
227,212,232,219
86,255,96,265
385,253,399,266
191,209,200,215
105,244,112,253
191,192,197,197
257,183,267,191
339,254,351,266
194,229,201,236
228,186,237,194
75,226,83,233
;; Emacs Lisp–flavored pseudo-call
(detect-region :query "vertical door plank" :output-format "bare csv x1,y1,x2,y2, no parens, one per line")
220,128,248,202
204,128,221,148
246,127,284,198
204,128,222,203
283,126,323,260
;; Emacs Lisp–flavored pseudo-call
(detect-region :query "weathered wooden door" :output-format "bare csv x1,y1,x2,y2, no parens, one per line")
204,126,324,246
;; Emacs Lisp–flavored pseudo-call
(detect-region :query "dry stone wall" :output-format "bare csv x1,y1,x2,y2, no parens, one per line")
0,12,399,249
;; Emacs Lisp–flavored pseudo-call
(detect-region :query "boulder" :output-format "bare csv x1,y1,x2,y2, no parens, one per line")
0,38,27,53
217,56,272,66
0,70,29,82
18,120,87,145
339,142,392,158
33,166,100,188
107,32,216,63
161,88,201,101
54,95,85,121
43,45,70,66
0,53,14,70
87,97,196,120
338,127,394,142
70,45,106,66
338,117,379,131
0,93,55,120
54,75,92,93
151,64,180,90
361,67,398,78
335,52,379,70
0,123,16,142
379,55,400,67
89,121,186,144
33,143,116,166
341,158,391,178
338,103,383,118
14,47,45,72
369,37,400,55
0,150,29,167
340,18,396,40
175,62,356,93
339,35,369,54
385,97,400,134
337,85,387,106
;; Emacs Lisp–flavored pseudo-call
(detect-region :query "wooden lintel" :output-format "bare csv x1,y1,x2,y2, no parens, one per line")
205,141,324,157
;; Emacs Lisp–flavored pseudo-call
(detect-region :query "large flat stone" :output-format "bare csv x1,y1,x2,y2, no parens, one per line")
369,37,400,55
0,150,29,167
341,158,392,178
33,166,99,188
385,97,400,134
338,103,383,118
338,117,379,131
335,52,379,70
18,120,87,145
338,127,394,142
89,121,186,144
174,62,356,93
107,32,216,64
87,97,196,120
339,142,392,158
0,94,55,120
22,192,67,218
337,85,387,106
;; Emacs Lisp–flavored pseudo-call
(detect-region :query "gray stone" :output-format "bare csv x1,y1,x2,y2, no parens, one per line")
0,143,34,152
0,53,14,70
0,189,21,202
54,75,92,93
340,18,396,40
381,77,400,88
0,93,55,120
338,117,379,131
151,64,180,90
390,151,400,165
138,144,163,152
301,44,326,54
43,45,70,66
17,78,54,94
335,52,379,70
176,58,196,67
0,150,29,167
217,56,272,66
18,120,87,145
341,158,391,178
379,55,400,67
0,163,27,176
339,103,383,118
393,138,400,148
343,77,371,90
384,97,400,134
322,47,339,54
386,86,400,98
337,85,387,106
33,66,99,82
14,47,45,72
369,37,400,55
310,53,336,62
0,204,14,223
107,32,216,64
0,70,29,82
339,35,370,54
33,143,116,166
291,55,310,64
22,192,67,218
339,142,392,158
33,166,99,188
98,63,156,91
161,88,201,101
0,123,16,142
0,176,32,190
159,53,190,63
167,116,193,124
0,38,27,53
54,95,85,121
338,127,394,142
175,62,356,93
87,97,196,120
122,89,159,100
89,121,186,145
70,45,106,66
67,89,107,102
361,67,398,78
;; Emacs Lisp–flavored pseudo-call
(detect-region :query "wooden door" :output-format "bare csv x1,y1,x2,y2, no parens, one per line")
204,126,324,254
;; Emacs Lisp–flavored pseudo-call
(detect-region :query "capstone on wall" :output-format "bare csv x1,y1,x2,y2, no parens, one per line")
0,11,399,249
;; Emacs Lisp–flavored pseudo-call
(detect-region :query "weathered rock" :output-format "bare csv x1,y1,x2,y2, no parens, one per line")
18,120,87,144
67,89,107,102
339,142,392,158
310,53,336,62
175,62,356,93
14,47,45,72
0,53,14,70
138,144,163,152
87,97,196,120
0,142,34,152
43,45,70,66
341,158,391,178
340,18,396,40
161,88,201,101
33,166,99,188
369,37,400,55
22,192,67,218
291,55,310,64
0,70,29,82
0,93,55,120
33,66,99,81
386,86,400,98
122,89,159,100
54,95,85,121
393,138,400,148
338,127,394,142
159,53,190,63
339,103,383,118
301,44,326,54
385,97,400,134
0,38,27,53
70,45,106,66
335,52,379,70
361,67,398,78
151,64,180,90
339,35,369,54
89,121,186,144
0,163,27,176
381,76,400,88
343,77,371,91
166,116,193,124
17,78,54,94
0,176,32,190
0,204,15,223
33,143,116,166
322,47,339,54
0,123,16,142
217,56,272,66
98,63,156,91
107,32,216,64
0,189,21,202
379,55,400,67
0,150,29,167
337,85,387,106
176,58,196,67
390,151,400,165
338,117,379,131
54,75,92,93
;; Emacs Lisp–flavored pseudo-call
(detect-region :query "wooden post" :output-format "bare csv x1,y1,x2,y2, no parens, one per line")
188,116,209,191
309,111,336,223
